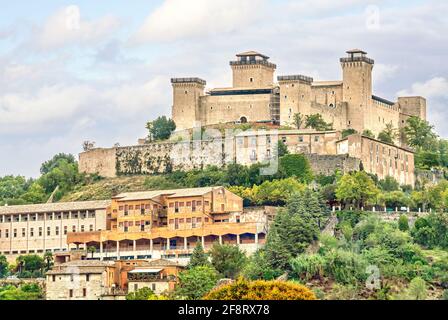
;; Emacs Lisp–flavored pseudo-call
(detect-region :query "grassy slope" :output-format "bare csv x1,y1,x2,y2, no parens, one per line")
60,176,151,202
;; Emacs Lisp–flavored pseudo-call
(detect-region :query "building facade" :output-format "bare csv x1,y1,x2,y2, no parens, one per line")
172,49,427,143
66,187,269,263
0,201,110,263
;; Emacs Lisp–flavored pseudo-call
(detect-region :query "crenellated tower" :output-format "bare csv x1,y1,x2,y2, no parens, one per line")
171,77,206,131
341,49,374,133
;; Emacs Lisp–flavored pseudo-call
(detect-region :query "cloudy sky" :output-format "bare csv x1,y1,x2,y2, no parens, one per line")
1,0,447,177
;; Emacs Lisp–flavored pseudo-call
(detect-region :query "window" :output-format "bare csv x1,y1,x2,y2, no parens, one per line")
70,274,74,282
249,77,254,83
52,275,56,282
72,226,76,233
197,201,202,206
81,225,85,232
47,227,51,236
55,227,59,236
86,274,90,282
69,290,73,298
314,136,320,142
90,225,94,232
64,226,68,235
298,136,304,142
83,289,87,297
13,229,17,238
152,284,156,291
22,228,26,237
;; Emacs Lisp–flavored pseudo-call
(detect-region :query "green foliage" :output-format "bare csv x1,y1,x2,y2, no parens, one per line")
378,191,413,209
242,250,282,281
175,266,218,300
188,243,209,269
305,114,333,131
146,116,176,141
398,215,410,232
404,116,438,151
412,212,448,249
16,255,45,278
407,277,427,300
335,172,380,208
278,154,314,183
378,176,400,192
323,249,368,285
0,283,43,300
342,129,357,138
40,153,76,175
292,113,304,129
377,123,398,144
0,255,8,278
264,191,323,270
290,254,326,281
277,140,289,157
362,130,375,138
209,243,247,279
126,287,156,300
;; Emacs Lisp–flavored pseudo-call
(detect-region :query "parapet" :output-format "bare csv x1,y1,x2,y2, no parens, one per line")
171,77,207,86
277,75,314,84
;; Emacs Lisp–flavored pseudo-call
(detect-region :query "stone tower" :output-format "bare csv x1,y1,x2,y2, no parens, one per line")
341,49,374,133
171,77,206,131
230,51,276,88
278,75,314,126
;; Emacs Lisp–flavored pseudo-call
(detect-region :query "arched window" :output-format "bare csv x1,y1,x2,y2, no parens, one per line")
240,117,248,124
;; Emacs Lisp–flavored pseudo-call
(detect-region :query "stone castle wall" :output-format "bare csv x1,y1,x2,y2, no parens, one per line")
79,139,361,178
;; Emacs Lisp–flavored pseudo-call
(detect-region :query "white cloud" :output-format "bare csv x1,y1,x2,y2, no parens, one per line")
397,77,448,98
132,0,266,43
34,6,121,50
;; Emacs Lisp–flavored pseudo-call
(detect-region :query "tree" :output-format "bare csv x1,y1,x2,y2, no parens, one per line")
175,266,218,300
146,116,176,141
242,250,282,280
335,172,380,209
362,130,375,138
278,154,314,183
403,116,438,151
342,129,357,138
16,255,44,278
224,164,250,187
378,123,398,144
305,114,333,131
277,140,289,157
292,113,304,129
188,242,209,268
0,255,8,278
40,153,76,175
398,215,410,232
204,278,316,300
209,243,247,279
126,287,156,300
264,192,321,270
43,252,53,271
378,176,400,192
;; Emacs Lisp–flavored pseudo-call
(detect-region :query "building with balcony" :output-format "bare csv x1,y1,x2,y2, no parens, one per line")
66,187,270,262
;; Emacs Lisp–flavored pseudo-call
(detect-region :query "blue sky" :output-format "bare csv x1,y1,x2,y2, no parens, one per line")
0,0,447,177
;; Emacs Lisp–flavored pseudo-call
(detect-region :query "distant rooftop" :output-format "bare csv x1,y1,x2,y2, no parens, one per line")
0,200,111,215
171,77,206,85
236,51,269,59
113,187,224,202
346,49,367,54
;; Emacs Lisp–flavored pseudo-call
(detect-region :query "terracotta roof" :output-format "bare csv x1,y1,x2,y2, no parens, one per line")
0,200,111,215
114,187,221,202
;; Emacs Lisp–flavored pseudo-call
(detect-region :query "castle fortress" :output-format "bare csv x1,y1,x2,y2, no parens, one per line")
172,49,426,139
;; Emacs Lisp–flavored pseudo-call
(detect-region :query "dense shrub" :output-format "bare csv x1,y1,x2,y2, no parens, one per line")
290,254,326,281
204,278,316,300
